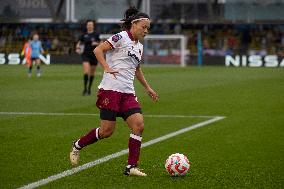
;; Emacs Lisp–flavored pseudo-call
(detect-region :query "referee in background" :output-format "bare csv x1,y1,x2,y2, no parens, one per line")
76,20,100,96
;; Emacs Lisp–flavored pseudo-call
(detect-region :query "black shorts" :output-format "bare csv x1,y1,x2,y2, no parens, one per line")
31,57,40,61
81,53,98,65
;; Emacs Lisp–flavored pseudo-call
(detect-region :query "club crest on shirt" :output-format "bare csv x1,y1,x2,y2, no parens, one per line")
112,34,122,42
102,98,110,106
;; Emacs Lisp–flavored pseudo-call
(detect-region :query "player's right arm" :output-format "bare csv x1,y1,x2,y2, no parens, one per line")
94,41,118,76
21,43,27,56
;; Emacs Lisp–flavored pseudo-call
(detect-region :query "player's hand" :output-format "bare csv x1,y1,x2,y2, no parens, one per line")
75,48,82,54
105,68,119,79
146,87,159,102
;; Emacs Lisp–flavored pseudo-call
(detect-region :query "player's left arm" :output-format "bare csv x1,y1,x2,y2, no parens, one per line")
40,41,44,54
135,65,158,102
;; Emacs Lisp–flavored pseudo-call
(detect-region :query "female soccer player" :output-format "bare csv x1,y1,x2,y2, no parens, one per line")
76,20,100,96
70,7,158,176
29,34,44,77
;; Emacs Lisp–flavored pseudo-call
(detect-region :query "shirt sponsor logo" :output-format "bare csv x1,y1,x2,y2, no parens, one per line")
128,51,141,63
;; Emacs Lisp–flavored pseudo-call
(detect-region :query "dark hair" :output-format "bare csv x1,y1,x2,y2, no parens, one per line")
85,19,96,26
121,6,150,30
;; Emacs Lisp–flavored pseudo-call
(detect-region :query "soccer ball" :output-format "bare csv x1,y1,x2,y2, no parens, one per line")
165,153,190,176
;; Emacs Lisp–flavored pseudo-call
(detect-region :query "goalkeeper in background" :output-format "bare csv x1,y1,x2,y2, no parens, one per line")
21,39,32,76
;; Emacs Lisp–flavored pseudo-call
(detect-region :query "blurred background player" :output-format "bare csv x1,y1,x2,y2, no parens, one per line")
21,39,32,76
76,20,101,96
29,33,44,77
70,7,158,176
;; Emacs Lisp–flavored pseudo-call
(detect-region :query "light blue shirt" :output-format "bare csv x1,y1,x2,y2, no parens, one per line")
30,40,43,58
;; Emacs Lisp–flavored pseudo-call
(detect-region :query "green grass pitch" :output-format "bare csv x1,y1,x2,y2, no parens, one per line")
0,65,283,189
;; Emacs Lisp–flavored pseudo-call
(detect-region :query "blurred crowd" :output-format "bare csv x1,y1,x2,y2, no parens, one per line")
0,23,284,56
0,24,80,55
151,23,284,56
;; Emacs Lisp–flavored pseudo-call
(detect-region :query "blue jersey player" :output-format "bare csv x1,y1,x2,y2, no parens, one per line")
29,34,44,77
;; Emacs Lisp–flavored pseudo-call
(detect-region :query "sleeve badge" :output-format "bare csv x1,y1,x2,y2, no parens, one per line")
112,34,122,42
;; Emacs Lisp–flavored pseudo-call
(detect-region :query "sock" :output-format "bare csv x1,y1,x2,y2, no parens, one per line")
78,128,100,148
83,74,88,91
28,66,32,74
36,65,41,74
128,133,142,166
88,75,94,91
73,141,82,151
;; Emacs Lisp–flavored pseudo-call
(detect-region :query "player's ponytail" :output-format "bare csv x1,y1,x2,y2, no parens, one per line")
121,6,150,30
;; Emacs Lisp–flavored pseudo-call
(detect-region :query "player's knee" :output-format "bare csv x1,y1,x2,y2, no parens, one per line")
132,120,144,135
99,127,114,139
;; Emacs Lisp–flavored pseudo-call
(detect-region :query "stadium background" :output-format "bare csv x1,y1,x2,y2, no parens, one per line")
0,1,284,189
1,0,283,66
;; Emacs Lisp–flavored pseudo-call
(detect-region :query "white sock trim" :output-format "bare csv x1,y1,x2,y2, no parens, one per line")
74,141,81,150
96,128,100,140
130,133,142,141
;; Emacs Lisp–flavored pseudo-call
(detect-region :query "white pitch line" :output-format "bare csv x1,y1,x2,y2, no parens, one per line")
17,116,225,189
144,114,215,118
0,111,217,118
0,112,100,117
